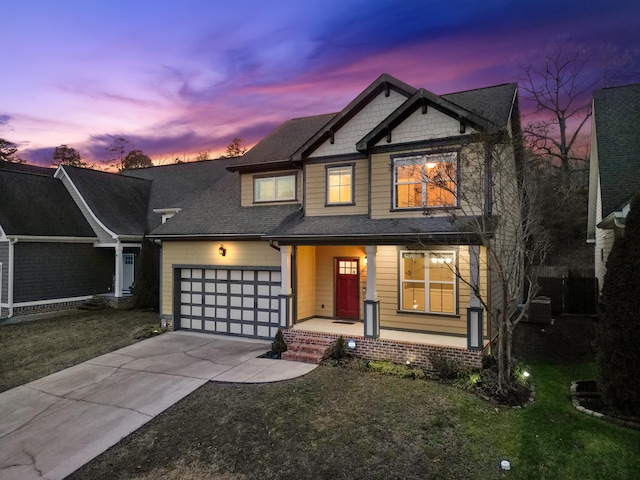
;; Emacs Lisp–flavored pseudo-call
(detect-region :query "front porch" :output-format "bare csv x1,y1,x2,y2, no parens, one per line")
284,318,484,370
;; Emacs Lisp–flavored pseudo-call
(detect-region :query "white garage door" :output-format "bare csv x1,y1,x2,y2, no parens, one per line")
177,267,281,339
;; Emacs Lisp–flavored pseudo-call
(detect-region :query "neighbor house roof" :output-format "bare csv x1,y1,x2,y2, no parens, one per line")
0,161,55,176
60,166,152,237
149,164,300,238
593,83,640,217
123,158,235,231
442,83,517,129
0,169,95,238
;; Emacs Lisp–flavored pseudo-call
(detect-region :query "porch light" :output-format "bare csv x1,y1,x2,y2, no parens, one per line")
218,244,227,257
364,255,368,265
347,339,356,350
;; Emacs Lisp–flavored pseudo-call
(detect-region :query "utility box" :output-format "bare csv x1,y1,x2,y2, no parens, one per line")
528,297,552,324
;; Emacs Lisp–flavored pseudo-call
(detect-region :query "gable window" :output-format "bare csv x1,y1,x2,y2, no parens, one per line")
393,152,457,209
326,164,354,205
254,174,296,203
400,251,456,314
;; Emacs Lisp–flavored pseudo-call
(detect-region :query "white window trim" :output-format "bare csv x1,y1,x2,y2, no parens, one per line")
392,151,458,209
399,250,457,315
254,173,297,203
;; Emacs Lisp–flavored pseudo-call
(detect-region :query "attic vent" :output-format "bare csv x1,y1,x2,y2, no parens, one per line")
329,130,335,144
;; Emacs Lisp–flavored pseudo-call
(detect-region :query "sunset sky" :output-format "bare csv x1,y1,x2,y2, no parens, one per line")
2,0,639,167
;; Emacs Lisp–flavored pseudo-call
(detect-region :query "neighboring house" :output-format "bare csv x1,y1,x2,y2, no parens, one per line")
587,83,640,289
0,159,229,319
150,73,522,368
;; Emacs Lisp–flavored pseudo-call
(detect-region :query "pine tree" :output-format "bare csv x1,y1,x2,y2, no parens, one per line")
596,193,640,416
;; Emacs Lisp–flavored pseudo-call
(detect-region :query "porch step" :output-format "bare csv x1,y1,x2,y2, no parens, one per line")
78,297,107,311
281,337,334,364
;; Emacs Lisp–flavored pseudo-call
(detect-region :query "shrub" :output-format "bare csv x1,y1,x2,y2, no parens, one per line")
366,360,426,379
596,193,640,417
332,335,347,360
271,329,287,354
430,355,462,380
133,238,160,311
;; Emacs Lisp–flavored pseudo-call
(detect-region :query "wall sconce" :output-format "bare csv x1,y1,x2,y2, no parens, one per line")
218,244,226,257
364,255,368,265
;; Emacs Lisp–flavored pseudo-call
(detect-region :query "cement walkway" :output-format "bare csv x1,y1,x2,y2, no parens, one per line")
0,331,316,480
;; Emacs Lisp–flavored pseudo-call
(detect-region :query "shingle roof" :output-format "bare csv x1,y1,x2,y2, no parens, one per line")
442,83,517,128
0,170,95,237
594,83,640,216
149,167,300,238
123,159,234,231
62,166,151,236
265,212,495,244
0,162,55,176
228,113,336,170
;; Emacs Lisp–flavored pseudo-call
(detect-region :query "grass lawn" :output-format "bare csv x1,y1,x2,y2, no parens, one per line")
0,308,160,392
67,359,640,480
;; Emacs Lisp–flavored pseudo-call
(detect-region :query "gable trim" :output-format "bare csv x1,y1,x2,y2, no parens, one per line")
54,166,118,240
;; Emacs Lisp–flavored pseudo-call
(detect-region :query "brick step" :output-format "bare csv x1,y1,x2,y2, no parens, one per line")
281,338,334,364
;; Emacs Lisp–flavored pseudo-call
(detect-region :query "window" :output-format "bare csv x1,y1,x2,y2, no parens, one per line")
254,174,296,202
393,152,457,209
400,251,456,314
326,165,354,205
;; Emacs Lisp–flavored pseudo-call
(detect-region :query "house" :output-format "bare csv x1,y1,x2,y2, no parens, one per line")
0,159,229,319
587,83,640,289
149,74,522,368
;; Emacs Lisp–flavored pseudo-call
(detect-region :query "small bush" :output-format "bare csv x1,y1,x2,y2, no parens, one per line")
430,355,462,380
366,360,426,379
332,336,347,360
271,329,287,354
132,324,166,339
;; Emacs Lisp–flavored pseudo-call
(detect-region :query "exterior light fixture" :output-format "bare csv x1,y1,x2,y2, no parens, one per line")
218,244,226,257
347,339,356,350
364,255,368,265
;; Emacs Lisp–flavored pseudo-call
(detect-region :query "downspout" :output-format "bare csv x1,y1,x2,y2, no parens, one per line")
268,239,280,251
7,238,17,318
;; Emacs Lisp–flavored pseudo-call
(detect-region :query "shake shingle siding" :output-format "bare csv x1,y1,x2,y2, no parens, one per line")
13,243,112,302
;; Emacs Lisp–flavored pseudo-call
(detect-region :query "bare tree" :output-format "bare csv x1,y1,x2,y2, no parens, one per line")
194,150,211,161
420,133,548,390
0,138,25,163
218,137,246,158
105,137,130,169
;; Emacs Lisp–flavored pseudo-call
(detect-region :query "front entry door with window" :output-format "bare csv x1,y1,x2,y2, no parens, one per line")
335,258,359,319
123,254,135,293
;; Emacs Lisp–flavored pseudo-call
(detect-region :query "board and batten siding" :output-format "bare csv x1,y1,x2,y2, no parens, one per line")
240,170,302,207
161,241,281,317
304,159,369,216
375,245,487,337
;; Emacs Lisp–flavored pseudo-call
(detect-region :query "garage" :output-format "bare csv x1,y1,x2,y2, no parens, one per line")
176,266,281,339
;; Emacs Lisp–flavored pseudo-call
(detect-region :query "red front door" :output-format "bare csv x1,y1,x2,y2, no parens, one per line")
335,258,359,319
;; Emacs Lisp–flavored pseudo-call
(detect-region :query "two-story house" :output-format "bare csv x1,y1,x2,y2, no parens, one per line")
150,74,522,368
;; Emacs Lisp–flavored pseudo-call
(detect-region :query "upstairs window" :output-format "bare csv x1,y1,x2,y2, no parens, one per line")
254,174,296,203
393,152,457,209
326,164,354,205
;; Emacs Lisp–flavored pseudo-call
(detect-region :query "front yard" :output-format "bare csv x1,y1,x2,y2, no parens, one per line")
2,311,639,479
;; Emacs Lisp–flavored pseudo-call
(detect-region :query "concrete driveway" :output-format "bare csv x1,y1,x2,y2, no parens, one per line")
0,331,316,480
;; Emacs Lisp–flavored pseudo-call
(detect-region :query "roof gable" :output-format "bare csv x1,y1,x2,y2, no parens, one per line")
293,73,417,160
0,170,95,237
594,83,640,217
58,166,151,237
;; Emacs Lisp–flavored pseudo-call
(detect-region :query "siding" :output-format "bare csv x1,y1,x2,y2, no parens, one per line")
295,246,316,319
13,242,112,303
161,241,281,316
0,241,7,307
304,159,369,216
310,90,407,157
375,106,463,146
375,245,486,336
240,170,302,207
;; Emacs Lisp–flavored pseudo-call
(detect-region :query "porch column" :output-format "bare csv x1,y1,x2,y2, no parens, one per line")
466,245,483,350
279,245,294,329
364,245,380,338
114,242,123,298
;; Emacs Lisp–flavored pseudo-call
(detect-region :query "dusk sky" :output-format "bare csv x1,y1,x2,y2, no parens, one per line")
2,0,639,167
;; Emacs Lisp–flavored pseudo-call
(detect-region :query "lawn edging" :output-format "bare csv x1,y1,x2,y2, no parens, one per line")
570,380,640,430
